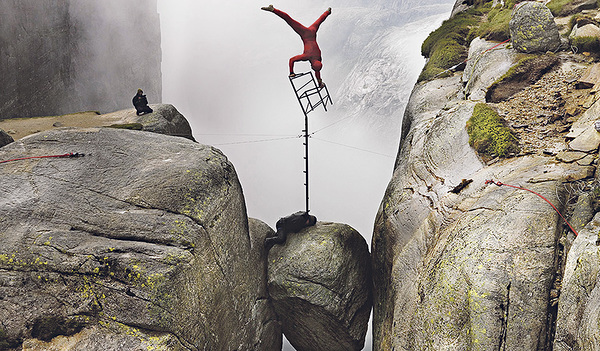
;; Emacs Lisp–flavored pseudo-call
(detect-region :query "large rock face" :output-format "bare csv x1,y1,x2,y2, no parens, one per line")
0,128,276,350
509,1,561,53
0,0,161,119
267,222,372,351
373,69,595,349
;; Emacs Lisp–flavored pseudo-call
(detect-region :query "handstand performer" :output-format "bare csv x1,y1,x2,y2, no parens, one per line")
261,5,331,87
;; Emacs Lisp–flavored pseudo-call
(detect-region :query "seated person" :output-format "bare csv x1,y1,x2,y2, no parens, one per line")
132,89,153,116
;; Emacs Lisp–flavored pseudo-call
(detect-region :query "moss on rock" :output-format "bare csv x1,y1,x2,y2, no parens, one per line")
547,0,574,16
418,0,516,82
571,35,600,52
474,5,512,41
419,11,480,81
466,103,519,158
107,123,144,130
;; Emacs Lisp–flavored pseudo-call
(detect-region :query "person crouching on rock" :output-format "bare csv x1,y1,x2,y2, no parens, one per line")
265,211,317,251
132,89,153,116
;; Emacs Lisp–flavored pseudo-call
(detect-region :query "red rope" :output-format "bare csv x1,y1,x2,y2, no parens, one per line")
0,152,84,164
485,179,578,236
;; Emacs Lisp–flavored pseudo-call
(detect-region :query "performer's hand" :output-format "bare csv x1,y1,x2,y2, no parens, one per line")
327,7,332,14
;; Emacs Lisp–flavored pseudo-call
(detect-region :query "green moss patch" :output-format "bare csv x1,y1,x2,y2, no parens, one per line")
571,36,600,53
548,0,598,16
108,123,144,130
473,6,512,41
419,11,480,81
547,0,574,16
466,103,519,158
418,0,515,82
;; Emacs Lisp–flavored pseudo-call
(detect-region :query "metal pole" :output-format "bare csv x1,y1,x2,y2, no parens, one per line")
304,110,309,213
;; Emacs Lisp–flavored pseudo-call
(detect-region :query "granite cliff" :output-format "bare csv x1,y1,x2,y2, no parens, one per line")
373,0,600,349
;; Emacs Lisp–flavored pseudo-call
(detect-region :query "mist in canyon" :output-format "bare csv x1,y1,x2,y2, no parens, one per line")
157,1,453,348
158,0,452,241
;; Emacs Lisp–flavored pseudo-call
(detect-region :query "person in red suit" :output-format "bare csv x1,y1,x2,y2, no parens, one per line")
261,5,331,87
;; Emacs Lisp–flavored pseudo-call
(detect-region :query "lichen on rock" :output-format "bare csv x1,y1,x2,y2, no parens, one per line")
509,1,561,53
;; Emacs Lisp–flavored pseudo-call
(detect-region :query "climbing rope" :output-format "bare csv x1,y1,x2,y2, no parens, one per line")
0,152,85,164
485,179,579,236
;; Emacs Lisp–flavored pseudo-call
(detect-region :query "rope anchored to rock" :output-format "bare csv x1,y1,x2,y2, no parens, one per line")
485,179,578,236
0,152,85,164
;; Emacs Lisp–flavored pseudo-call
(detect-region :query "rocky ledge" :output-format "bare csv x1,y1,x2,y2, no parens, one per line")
0,128,276,350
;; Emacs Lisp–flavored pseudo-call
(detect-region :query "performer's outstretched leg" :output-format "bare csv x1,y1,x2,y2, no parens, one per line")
309,8,332,32
262,5,308,36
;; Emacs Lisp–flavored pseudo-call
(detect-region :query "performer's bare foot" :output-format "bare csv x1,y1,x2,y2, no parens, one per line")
318,79,325,88
289,72,296,78
261,5,274,11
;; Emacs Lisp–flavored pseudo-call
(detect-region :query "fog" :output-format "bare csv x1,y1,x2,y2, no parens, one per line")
157,1,453,349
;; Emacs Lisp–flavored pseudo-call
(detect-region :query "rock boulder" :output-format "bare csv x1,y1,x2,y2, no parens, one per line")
267,222,372,351
509,1,561,53
101,104,195,141
462,37,516,101
0,128,273,350
0,129,13,148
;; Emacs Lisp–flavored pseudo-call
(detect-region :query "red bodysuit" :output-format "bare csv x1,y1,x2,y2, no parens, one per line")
271,8,331,84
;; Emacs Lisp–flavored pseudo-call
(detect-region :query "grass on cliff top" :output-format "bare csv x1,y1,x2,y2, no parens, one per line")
547,0,572,16
466,103,519,158
419,11,479,81
473,6,512,42
547,0,598,16
418,0,515,82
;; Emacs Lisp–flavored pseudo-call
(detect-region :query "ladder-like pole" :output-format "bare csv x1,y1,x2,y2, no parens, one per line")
289,71,333,214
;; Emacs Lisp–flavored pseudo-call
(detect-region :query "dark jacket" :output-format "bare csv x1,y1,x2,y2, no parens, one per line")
276,211,315,233
132,93,149,109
